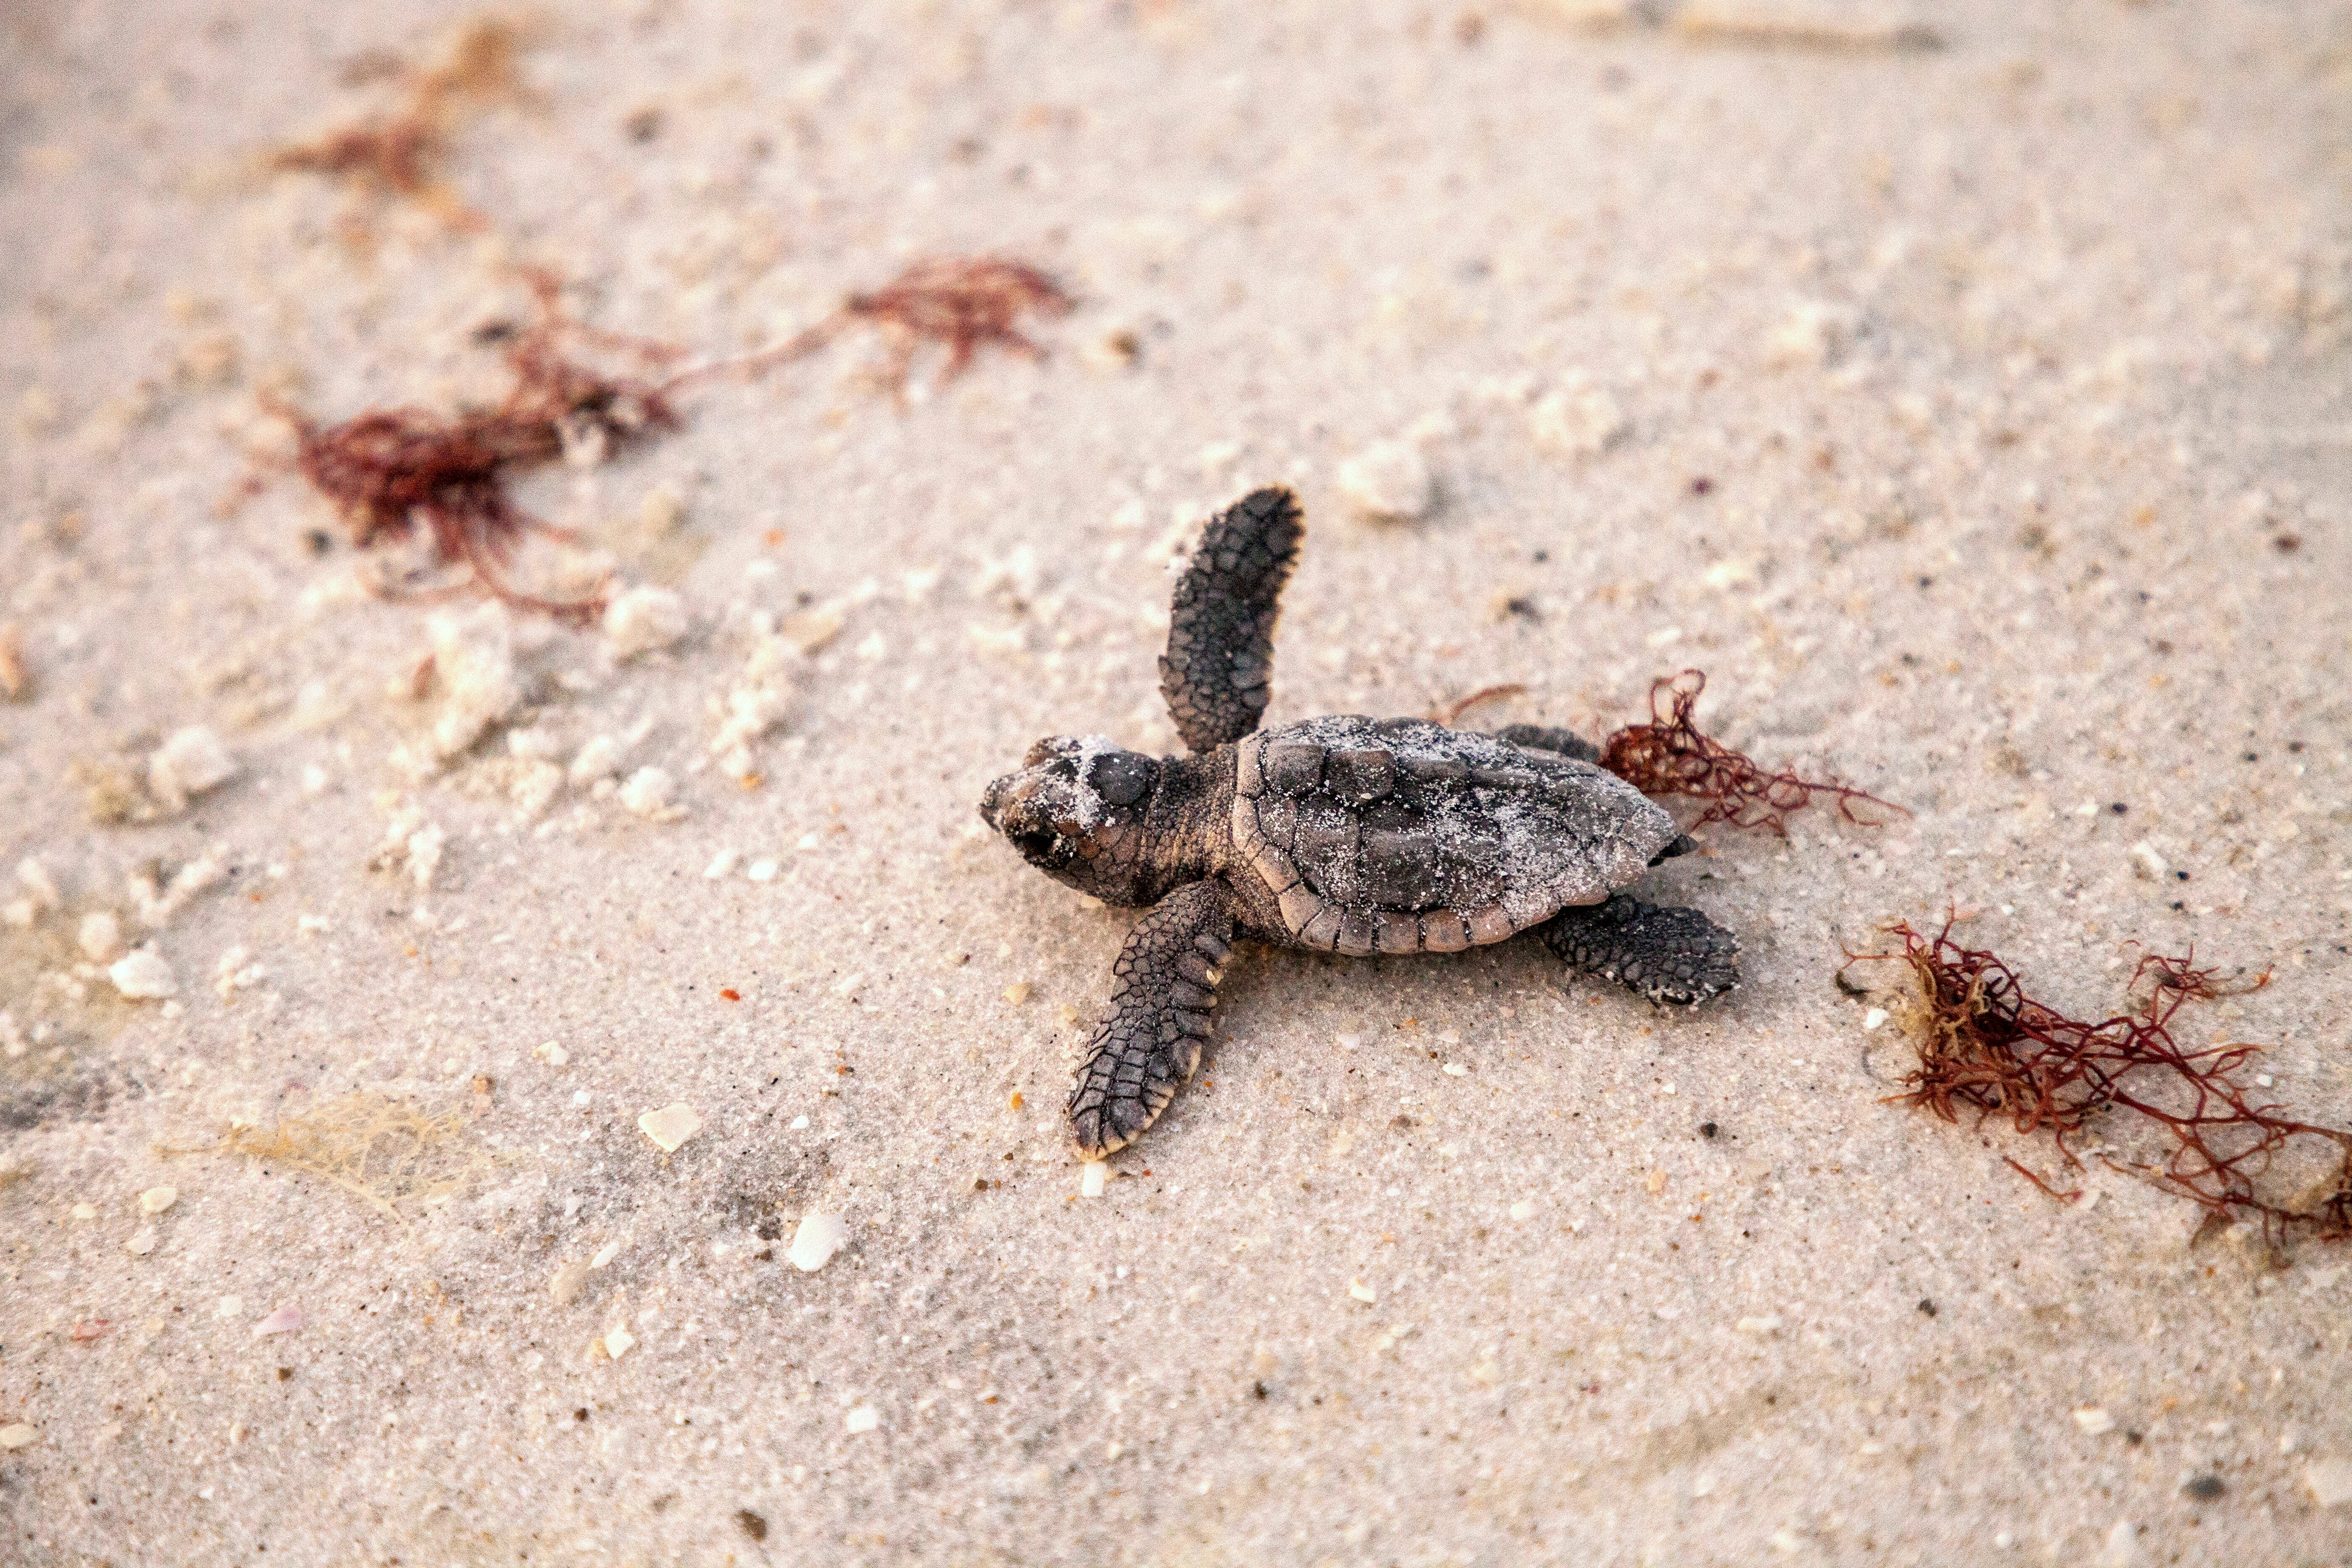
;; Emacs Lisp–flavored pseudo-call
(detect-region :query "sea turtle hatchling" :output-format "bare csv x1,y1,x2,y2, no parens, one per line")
980,486,1740,1159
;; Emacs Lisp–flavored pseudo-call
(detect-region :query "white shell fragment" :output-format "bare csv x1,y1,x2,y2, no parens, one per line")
844,1404,880,1434
637,1102,704,1152
603,1324,636,1360
107,950,177,1000
1335,439,1434,523
252,1304,303,1337
602,585,690,659
1080,1161,1107,1198
0,1424,35,1451
1348,1279,1377,1304
148,725,238,810
787,1213,848,1272
138,1184,177,1214
427,605,523,760
2073,1407,2116,1436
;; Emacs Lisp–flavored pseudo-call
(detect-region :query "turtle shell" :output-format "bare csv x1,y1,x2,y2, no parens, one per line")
1230,715,1678,956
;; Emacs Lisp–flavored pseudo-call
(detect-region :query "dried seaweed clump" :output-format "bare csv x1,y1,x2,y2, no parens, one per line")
695,256,1076,397
164,1092,499,1227
268,17,531,225
844,256,1074,386
1862,919,2352,1242
1600,669,1901,832
275,276,679,623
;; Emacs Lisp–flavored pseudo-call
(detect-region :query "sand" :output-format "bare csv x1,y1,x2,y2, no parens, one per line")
2,1,2349,1562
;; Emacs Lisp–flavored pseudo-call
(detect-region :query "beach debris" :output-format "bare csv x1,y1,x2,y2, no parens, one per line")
602,585,689,660
372,809,447,890
2073,1407,2117,1437
1599,670,1902,833
1735,1315,1783,1335
1765,299,1863,368
108,950,178,1000
2307,1459,2352,1509
0,1424,35,1451
217,1294,244,1319
673,255,1074,401
124,1227,158,1256
709,621,797,780
1856,919,2352,1241
844,1404,880,1434
1348,1279,1378,1304
253,1304,303,1337
636,1102,703,1153
1335,438,1434,523
15,858,62,913
273,274,679,623
567,734,628,787
214,947,268,999
148,726,238,812
162,1092,492,1226
603,1324,636,1360
129,847,231,930
267,18,533,226
138,1184,178,1215
841,257,1074,391
591,1240,622,1269
786,1213,847,1272
736,1511,769,1542
532,1041,570,1066
1080,1161,1107,1198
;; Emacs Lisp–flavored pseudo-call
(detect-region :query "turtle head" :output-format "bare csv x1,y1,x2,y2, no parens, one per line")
980,736,1161,902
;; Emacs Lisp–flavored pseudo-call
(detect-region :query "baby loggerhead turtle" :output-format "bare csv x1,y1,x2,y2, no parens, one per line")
980,487,1739,1159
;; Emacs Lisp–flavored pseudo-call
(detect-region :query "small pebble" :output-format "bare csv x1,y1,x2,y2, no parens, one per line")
1862,1008,1889,1031
1441,1063,1468,1077
1348,1279,1377,1304
844,1404,880,1434
603,1325,637,1360
637,1102,704,1152
215,1294,244,1319
1508,1200,1535,1221
71,1202,98,1221
1002,981,1034,1005
591,1242,622,1269
138,1184,177,1214
1080,1162,1106,1198
703,848,740,880
1735,1315,1783,1335
787,1213,848,1272
0,1424,35,1451
746,859,779,883
533,1041,570,1066
2074,1407,2117,1436
123,1227,157,1257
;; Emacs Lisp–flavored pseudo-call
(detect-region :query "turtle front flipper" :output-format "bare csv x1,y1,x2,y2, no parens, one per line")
1068,879,1237,1159
1539,894,1739,1006
1160,487,1304,753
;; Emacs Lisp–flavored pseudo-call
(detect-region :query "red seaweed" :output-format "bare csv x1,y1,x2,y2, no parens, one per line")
1599,670,1903,833
1854,918,2351,1244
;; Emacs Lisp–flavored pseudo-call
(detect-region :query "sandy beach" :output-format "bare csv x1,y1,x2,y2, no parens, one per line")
2,2,2349,1562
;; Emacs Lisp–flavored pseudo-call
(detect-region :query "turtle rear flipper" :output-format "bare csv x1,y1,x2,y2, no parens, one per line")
1540,893,1739,1006
1068,879,1237,1159
1160,487,1303,753
1491,723,1601,764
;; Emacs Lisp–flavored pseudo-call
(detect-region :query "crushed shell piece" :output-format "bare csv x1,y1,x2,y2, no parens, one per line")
138,1185,177,1214
2074,1407,2116,1436
108,950,177,999
0,1425,34,1450
787,1213,848,1272
252,1304,303,1337
844,1404,880,1434
1348,1279,1377,1304
1080,1162,1107,1198
604,1325,636,1360
638,1102,704,1152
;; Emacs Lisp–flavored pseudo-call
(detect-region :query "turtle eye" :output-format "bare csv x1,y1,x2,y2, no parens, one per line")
1088,752,1155,807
